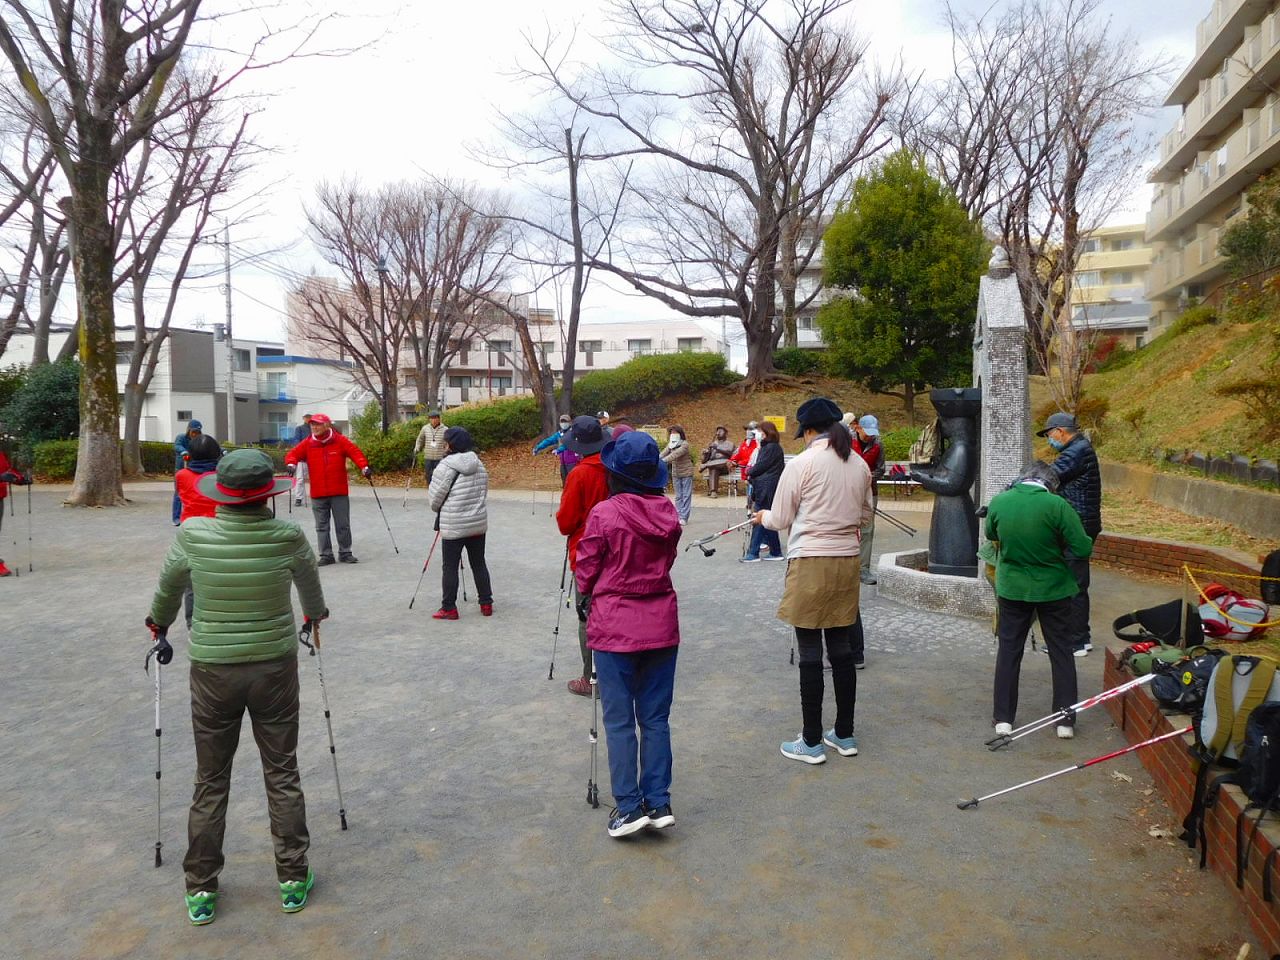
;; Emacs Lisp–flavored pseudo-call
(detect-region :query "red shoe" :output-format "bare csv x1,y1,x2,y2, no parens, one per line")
480,603,493,617
567,677,592,697
432,608,459,620
0,560,10,577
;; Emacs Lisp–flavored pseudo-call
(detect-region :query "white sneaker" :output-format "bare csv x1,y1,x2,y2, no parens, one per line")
994,722,1013,736
1072,643,1093,658
1057,725,1075,739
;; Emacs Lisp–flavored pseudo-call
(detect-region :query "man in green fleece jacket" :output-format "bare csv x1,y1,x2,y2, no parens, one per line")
985,461,1095,741
147,449,328,926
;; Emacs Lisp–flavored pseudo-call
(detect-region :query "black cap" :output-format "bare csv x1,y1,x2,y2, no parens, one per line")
1036,412,1078,437
794,397,843,438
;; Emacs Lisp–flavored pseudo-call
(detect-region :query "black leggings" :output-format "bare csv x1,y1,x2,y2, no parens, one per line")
794,624,857,746
440,535,493,611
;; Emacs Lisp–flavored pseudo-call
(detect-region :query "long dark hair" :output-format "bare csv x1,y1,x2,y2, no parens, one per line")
808,420,851,461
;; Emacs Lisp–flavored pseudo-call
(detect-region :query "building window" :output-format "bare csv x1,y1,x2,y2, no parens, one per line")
491,376,513,396
1076,271,1102,287
627,338,652,355
487,339,513,367
232,348,251,372
677,337,702,352
177,409,193,421
1108,271,1134,285
537,340,555,359
578,339,602,353
1080,239,1100,253
1112,238,1134,251
798,315,815,331
448,376,472,388
1135,335,1145,349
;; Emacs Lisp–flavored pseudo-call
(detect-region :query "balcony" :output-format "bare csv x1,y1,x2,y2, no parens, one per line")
257,378,298,403
1166,0,1273,106
1153,10,1280,182
1147,104,1280,243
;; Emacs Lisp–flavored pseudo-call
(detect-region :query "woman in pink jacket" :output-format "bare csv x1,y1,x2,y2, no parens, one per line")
576,430,682,838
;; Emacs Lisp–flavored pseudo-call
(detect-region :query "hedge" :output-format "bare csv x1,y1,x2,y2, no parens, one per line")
879,426,920,462
356,351,738,472
32,439,287,480
773,347,823,376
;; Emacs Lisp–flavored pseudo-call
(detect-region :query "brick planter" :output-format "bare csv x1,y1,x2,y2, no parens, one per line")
1103,649,1280,952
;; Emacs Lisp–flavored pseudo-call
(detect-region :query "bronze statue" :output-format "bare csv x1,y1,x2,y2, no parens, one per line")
910,387,981,577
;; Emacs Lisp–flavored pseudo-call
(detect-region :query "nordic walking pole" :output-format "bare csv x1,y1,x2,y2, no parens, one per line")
366,476,399,554
26,476,33,572
683,518,755,557
144,625,172,867
875,507,917,537
409,530,442,609
549,543,570,680
986,674,1157,750
298,620,348,830
460,559,469,603
958,725,1191,810
587,649,600,808
402,456,414,509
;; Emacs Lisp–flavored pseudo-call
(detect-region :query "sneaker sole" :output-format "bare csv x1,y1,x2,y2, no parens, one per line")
189,914,215,926
822,736,859,757
647,813,676,829
281,873,315,913
608,816,651,838
780,745,826,764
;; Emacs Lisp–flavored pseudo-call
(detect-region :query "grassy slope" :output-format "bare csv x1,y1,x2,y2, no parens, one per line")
1081,320,1278,463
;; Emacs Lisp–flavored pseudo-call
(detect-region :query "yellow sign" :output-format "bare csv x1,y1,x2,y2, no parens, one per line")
764,416,786,434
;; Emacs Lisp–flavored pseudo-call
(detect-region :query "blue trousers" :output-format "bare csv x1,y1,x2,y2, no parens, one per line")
673,476,693,521
594,646,678,815
745,523,782,559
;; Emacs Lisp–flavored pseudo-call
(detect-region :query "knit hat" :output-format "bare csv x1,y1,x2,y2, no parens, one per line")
794,397,843,438
600,431,668,491
195,449,292,505
564,415,607,456
444,426,474,453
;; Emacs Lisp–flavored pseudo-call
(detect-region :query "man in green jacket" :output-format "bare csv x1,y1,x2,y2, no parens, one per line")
984,462,1094,740
146,449,328,926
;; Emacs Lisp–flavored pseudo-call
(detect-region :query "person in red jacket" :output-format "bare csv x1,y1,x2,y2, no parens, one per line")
555,416,611,697
175,434,224,628
284,413,370,565
729,422,759,500
0,447,32,578
576,429,682,838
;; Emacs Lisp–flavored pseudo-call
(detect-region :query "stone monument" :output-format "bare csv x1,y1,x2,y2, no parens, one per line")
876,246,1029,619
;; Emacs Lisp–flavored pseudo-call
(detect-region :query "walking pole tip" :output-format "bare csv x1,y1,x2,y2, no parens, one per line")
957,798,979,810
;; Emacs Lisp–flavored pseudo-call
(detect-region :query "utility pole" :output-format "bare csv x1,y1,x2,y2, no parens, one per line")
222,223,235,443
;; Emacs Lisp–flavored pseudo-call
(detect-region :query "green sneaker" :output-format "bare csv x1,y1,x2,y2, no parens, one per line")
185,890,217,925
280,869,315,913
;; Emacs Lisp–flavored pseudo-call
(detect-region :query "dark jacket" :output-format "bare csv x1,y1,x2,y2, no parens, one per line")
1050,434,1102,538
747,441,785,509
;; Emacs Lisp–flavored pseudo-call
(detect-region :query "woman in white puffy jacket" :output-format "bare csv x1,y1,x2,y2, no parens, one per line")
427,427,494,620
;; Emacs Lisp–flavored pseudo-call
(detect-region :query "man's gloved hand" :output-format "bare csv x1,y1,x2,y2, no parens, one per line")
303,608,330,625
285,464,297,476
575,594,591,623
361,467,373,479
144,615,173,665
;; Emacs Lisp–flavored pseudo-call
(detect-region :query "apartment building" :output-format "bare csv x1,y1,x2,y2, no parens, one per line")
1071,224,1156,349
1146,0,1280,331
3,325,364,444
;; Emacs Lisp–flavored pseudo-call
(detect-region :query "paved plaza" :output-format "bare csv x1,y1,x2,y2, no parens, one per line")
0,483,1259,959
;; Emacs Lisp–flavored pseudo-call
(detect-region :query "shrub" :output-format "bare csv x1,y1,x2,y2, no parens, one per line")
0,363,25,416
1032,395,1110,435
879,426,920,462
1168,304,1217,338
0,358,79,458
33,439,78,479
773,347,822,376
572,352,737,416
140,441,173,474
1095,341,1139,372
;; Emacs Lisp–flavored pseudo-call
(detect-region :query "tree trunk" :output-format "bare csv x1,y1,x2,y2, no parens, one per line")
66,178,125,507
779,207,798,349
904,382,916,426
121,383,145,476
54,321,79,363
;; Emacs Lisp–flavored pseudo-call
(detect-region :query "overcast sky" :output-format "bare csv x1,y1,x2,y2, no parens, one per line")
171,0,1209,346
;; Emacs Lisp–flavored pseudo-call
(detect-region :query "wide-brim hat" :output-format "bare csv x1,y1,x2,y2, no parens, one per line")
1036,411,1078,437
564,415,606,456
195,448,292,505
600,431,668,490
794,397,843,438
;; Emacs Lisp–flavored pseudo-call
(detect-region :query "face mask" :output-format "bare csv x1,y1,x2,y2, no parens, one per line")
754,429,764,441
1047,437,1066,451
668,435,680,446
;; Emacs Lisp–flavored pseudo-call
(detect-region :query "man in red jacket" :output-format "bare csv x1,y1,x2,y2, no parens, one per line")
555,416,610,697
285,414,370,565
0,447,32,578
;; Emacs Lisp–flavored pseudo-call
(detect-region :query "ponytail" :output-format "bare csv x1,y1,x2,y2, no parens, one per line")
825,422,852,461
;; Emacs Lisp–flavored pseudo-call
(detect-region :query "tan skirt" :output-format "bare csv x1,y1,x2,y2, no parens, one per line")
776,555,861,629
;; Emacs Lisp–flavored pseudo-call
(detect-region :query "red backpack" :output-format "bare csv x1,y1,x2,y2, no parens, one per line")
1198,582,1270,641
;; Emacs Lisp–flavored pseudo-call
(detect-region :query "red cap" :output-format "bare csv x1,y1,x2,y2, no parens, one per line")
310,413,332,426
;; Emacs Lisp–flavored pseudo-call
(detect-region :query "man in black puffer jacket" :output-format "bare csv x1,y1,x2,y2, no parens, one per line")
1036,412,1102,657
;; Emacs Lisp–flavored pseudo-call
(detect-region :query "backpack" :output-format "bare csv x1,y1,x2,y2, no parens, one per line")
1120,642,1188,677
1198,582,1270,641
1181,655,1280,866
908,419,941,464
1113,600,1203,647
1262,550,1280,606
1149,647,1226,712
1202,703,1280,896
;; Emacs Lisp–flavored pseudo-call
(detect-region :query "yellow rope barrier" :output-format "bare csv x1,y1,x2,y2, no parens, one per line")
1182,564,1280,630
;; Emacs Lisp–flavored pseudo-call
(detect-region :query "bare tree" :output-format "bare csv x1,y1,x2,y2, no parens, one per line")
897,0,1168,410
522,0,894,386
0,0,343,504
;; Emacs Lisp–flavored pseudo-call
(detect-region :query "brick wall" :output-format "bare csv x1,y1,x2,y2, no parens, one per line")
1094,533,1262,597
1103,651,1280,952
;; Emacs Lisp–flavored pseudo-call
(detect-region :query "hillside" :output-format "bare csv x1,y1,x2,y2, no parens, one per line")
1079,319,1278,463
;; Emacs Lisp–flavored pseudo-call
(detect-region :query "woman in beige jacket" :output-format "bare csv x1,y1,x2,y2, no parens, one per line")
753,397,874,765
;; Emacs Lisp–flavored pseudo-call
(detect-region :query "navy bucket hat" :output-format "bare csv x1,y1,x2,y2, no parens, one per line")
600,431,668,491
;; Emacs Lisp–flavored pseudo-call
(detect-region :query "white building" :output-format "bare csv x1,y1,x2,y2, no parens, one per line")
3,324,365,444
